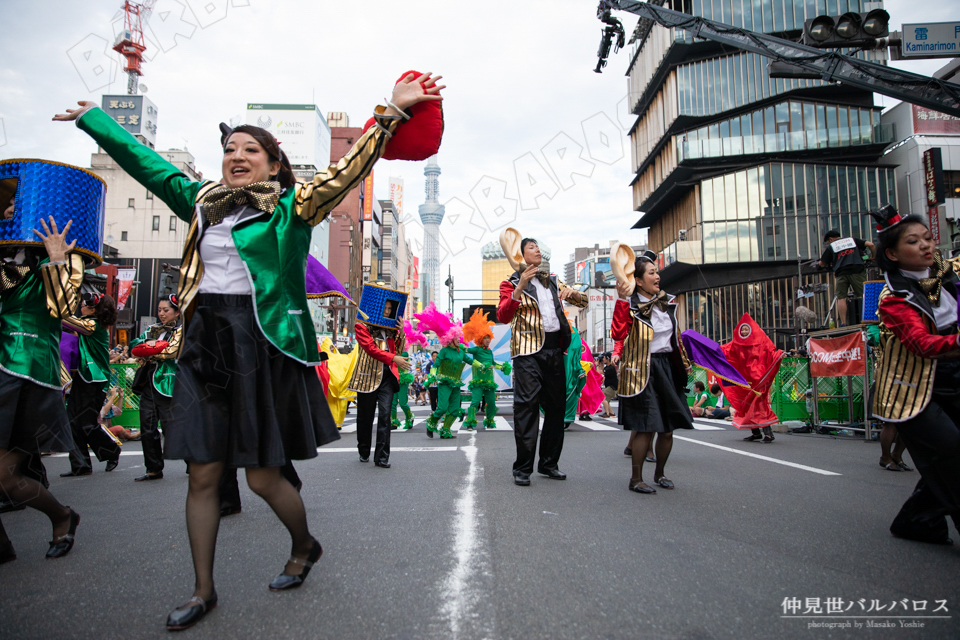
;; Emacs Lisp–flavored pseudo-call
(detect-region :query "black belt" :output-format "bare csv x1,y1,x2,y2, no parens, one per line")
543,331,562,349
195,293,253,308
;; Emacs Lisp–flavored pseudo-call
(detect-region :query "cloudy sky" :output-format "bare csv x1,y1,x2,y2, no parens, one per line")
0,0,956,304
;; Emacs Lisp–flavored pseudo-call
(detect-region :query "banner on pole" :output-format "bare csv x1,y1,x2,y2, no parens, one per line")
807,332,866,377
115,268,136,311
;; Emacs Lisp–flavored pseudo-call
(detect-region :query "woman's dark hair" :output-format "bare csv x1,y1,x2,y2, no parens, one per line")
634,255,656,275
157,293,180,312
874,214,929,273
221,124,296,189
91,293,118,327
694,381,705,391
710,383,722,394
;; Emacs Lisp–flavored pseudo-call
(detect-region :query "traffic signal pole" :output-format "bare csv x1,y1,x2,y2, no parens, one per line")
595,1,960,118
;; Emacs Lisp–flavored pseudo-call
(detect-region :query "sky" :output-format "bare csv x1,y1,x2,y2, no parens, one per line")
0,0,957,306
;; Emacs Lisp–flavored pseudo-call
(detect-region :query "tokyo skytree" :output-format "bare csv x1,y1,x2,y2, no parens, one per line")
418,155,444,306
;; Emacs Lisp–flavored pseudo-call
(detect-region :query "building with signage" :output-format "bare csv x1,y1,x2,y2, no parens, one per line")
625,0,897,347
881,61,960,256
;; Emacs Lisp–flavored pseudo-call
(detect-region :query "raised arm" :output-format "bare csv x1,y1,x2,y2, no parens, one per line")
558,280,588,307
56,102,208,221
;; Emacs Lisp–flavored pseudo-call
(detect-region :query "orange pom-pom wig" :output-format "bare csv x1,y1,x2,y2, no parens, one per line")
462,309,494,346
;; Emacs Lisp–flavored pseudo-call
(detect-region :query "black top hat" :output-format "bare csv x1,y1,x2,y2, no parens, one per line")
869,204,903,234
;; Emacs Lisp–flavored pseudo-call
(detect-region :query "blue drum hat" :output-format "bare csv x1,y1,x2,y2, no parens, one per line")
0,159,106,266
357,283,408,330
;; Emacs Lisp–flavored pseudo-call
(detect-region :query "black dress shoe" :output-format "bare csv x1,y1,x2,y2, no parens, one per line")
513,473,531,486
359,454,369,463
374,461,391,468
269,538,323,591
134,472,163,482
629,482,656,494
60,470,91,477
166,592,217,631
538,467,566,480
105,459,119,472
46,508,80,559
219,505,242,517
655,477,675,489
0,540,16,564
623,447,632,457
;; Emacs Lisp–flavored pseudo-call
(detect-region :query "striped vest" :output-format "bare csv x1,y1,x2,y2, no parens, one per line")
348,329,404,394
618,295,687,398
872,288,937,423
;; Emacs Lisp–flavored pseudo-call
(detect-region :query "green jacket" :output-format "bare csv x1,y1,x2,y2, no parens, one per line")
76,106,400,365
129,322,182,397
0,255,84,389
435,344,474,387
75,319,110,388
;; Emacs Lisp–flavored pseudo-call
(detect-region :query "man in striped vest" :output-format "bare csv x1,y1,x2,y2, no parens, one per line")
497,235,588,486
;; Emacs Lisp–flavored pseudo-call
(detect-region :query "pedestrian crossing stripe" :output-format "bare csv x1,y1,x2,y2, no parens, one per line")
573,420,619,431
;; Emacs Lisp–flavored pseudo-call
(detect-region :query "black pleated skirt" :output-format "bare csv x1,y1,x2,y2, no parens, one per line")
0,370,73,453
618,353,694,433
165,294,340,467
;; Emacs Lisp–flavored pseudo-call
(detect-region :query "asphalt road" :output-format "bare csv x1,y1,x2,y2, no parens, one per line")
2,403,958,640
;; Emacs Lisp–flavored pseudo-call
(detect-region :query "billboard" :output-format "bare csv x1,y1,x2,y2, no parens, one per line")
101,95,157,146
245,103,331,170
362,174,374,221
389,177,404,218
913,105,960,135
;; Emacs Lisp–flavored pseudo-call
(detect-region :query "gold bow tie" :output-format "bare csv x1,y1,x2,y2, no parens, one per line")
918,251,946,304
201,181,281,226
635,291,670,319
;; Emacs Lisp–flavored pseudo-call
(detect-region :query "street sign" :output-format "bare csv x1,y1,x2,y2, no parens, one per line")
902,22,960,58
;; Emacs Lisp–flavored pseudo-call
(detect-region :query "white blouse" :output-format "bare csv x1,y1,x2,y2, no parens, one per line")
637,293,673,353
198,209,253,295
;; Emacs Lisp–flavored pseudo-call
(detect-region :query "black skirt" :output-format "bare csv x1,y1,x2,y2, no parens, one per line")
618,353,694,433
0,370,73,453
165,294,340,467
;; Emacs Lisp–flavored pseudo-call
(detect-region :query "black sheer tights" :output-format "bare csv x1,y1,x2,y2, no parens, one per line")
0,449,70,538
629,432,674,486
182,462,314,603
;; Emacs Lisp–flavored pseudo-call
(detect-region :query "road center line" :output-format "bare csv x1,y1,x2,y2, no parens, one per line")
673,436,842,476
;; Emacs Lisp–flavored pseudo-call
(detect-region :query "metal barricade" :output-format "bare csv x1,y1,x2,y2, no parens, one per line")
108,363,141,428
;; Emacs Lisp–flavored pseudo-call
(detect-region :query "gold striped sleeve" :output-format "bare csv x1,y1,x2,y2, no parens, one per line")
40,254,84,321
558,280,588,308
153,325,182,360
295,107,403,227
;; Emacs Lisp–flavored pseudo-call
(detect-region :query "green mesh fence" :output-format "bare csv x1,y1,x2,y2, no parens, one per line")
108,363,141,428
685,357,871,425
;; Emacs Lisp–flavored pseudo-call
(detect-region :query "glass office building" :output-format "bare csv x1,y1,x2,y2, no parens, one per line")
626,0,894,347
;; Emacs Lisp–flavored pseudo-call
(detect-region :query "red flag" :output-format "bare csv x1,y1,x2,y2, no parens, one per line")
808,332,866,377
721,314,784,429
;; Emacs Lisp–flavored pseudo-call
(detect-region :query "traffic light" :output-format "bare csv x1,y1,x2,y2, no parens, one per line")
802,10,889,48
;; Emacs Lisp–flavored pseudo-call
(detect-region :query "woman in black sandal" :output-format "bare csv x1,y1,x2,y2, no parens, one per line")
611,251,693,494
55,72,444,631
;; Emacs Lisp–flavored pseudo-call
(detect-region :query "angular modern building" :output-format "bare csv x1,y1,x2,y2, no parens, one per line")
627,0,896,346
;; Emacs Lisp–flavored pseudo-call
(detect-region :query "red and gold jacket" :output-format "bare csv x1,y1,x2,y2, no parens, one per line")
610,295,688,398
497,272,587,357
347,322,405,394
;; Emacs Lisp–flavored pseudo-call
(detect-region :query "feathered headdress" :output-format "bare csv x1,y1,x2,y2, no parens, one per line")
414,302,464,347
463,308,494,346
404,318,428,348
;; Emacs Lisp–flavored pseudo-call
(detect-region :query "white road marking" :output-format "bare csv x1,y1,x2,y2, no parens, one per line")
692,420,726,431
316,446,459,453
574,420,619,431
673,436,841,476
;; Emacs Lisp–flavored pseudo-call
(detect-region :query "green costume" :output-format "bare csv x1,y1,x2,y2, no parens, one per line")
75,105,399,365
0,254,84,389
426,344,474,438
391,351,415,430
463,346,511,430
563,330,586,424
129,322,182,397
72,317,110,391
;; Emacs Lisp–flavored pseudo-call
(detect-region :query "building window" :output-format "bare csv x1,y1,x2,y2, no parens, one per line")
128,198,136,207
121,231,128,241
146,190,153,200
944,171,960,199
169,216,177,231
152,216,160,231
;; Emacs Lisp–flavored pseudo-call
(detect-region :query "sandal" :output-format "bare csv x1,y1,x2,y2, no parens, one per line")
166,592,218,631
893,459,913,471
654,476,675,489
269,538,323,591
629,482,656,494
879,460,903,472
